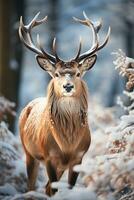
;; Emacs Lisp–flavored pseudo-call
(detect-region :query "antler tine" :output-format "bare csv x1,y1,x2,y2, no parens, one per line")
84,14,99,52
73,13,99,62
25,12,40,29
19,16,26,31
19,13,57,63
52,38,61,62
37,34,56,62
83,11,90,21
26,12,48,29
73,16,88,26
83,11,103,34
74,37,82,60
73,12,110,62
97,26,111,51
95,19,103,33
19,17,42,55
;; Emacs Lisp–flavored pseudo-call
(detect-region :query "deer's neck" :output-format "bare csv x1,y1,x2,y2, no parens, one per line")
47,80,88,129
46,80,88,149
52,97,84,129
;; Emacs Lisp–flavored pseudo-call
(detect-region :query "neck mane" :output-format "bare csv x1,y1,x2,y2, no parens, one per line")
46,80,88,147
47,79,88,125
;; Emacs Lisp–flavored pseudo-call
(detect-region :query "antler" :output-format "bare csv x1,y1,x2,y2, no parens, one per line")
19,12,61,64
19,12,110,65
73,12,111,62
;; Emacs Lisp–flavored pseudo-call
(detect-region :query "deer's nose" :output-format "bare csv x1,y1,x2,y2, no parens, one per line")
63,83,74,92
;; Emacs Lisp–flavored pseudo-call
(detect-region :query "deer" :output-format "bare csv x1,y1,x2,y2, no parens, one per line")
19,12,110,196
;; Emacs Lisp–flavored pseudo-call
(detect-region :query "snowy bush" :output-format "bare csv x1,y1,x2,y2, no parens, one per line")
112,49,134,90
0,122,27,200
74,50,134,200
76,113,134,200
0,96,16,122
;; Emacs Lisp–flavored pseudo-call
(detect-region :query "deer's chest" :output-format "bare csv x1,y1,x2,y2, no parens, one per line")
46,127,90,169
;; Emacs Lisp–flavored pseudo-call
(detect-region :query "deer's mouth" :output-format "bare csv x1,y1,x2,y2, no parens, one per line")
62,89,75,97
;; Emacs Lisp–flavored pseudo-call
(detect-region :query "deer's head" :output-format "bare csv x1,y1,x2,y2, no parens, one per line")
19,12,110,97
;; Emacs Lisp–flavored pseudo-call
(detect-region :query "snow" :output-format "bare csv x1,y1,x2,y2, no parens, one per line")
0,184,18,196
53,186,97,200
11,191,48,200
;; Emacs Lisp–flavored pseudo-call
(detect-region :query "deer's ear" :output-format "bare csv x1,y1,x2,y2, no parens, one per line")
36,56,55,78
79,55,97,76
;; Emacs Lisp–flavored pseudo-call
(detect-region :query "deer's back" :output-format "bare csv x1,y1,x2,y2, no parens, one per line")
19,97,47,156
19,97,46,129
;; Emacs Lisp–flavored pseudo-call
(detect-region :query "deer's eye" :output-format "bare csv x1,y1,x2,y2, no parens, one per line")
55,73,59,77
76,72,80,77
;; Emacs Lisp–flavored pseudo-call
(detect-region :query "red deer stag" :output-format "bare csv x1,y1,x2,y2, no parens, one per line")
19,12,110,196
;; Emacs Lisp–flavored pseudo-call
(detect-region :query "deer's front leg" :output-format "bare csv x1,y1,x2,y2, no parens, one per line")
68,156,83,189
26,152,39,191
45,160,58,196
68,166,79,189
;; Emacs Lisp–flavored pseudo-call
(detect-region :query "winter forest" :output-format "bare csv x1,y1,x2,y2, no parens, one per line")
0,0,134,200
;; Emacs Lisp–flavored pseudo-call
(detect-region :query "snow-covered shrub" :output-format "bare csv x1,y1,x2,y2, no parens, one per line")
0,96,16,122
0,122,27,199
0,121,48,199
112,49,134,115
73,50,134,200
112,49,134,90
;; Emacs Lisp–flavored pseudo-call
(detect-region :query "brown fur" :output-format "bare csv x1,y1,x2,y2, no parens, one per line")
19,78,91,196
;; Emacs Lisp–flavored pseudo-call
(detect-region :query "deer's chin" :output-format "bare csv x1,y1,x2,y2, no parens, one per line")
62,92,73,97
62,90,75,97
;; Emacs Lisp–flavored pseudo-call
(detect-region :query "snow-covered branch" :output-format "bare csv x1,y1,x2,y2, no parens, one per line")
112,49,134,90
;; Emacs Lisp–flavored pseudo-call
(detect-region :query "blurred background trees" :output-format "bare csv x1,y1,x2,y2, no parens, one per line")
0,0,134,131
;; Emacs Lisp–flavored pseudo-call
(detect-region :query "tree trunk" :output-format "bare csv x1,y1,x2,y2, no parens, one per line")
0,0,25,131
122,0,134,58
